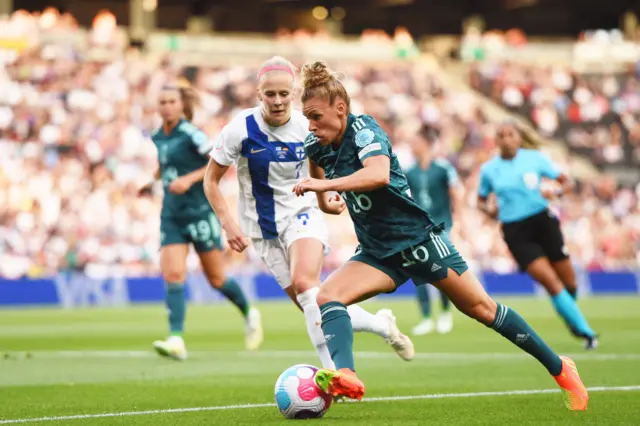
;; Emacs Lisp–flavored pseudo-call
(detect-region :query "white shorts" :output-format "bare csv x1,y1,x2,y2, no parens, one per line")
252,208,329,289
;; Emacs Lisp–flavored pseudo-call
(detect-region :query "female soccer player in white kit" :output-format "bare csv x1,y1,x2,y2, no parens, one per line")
203,57,414,369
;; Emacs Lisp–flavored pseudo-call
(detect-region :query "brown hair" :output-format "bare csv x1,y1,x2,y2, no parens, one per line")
300,61,350,110
163,80,200,121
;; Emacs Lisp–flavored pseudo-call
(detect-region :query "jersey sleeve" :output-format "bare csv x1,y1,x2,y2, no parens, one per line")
177,121,213,156
477,165,493,198
355,117,391,164
436,159,460,188
536,151,561,179
209,120,244,166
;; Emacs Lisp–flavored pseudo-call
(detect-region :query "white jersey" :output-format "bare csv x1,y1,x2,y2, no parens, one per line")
210,107,318,240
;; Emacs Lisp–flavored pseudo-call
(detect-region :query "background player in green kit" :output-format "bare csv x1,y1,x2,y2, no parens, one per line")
139,82,262,360
292,61,589,411
405,127,463,335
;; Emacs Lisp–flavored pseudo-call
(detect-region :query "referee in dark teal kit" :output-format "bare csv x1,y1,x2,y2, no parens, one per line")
477,122,597,350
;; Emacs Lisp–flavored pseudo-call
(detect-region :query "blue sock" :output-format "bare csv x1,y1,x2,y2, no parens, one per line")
551,289,595,337
166,282,186,336
320,302,355,371
219,278,250,317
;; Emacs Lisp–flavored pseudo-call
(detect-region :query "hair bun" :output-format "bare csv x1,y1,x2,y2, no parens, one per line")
301,61,333,89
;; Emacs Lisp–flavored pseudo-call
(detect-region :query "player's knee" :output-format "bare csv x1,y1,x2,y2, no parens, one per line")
465,297,497,326
290,274,318,294
316,287,337,307
206,274,226,289
163,268,186,284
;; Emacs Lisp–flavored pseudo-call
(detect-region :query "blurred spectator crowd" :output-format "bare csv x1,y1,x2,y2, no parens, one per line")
469,61,640,167
0,10,639,279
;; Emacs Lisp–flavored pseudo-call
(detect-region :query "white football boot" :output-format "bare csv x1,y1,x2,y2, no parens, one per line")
436,311,453,334
376,309,415,361
153,335,187,361
245,307,264,351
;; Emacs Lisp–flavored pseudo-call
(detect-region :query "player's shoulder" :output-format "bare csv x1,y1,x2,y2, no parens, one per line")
433,158,454,171
222,107,255,138
176,120,203,136
350,114,387,148
150,127,162,142
519,148,543,159
480,156,501,174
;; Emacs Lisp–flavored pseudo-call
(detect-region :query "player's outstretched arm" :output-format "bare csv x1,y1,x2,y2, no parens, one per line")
203,159,249,252
293,156,390,196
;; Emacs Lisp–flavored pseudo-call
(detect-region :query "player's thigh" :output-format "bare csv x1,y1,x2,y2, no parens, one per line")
197,249,226,288
535,210,570,263
317,259,396,306
253,238,292,290
288,237,324,293
160,244,190,283
502,220,545,272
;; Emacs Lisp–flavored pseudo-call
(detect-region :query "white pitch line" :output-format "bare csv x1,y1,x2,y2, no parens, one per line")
8,350,640,362
0,385,638,424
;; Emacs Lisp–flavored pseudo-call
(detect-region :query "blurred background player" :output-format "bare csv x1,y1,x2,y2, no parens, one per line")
405,125,463,335
140,82,262,360
204,56,414,370
294,61,589,410
477,122,598,350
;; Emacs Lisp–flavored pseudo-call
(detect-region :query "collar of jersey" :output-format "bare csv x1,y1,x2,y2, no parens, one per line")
162,118,185,137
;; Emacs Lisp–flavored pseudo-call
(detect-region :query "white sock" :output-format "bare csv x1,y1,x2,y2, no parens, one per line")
296,287,336,370
347,305,391,338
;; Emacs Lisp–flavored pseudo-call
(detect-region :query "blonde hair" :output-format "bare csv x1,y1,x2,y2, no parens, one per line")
257,56,296,82
501,121,543,150
517,125,543,150
300,61,350,110
162,80,200,121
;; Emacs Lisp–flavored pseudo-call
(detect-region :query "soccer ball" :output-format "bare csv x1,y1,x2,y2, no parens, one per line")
274,364,332,419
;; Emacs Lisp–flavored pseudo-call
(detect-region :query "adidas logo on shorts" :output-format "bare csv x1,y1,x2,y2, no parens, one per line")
431,263,441,272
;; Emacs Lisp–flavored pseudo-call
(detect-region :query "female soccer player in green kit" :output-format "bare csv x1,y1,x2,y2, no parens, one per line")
292,62,589,411
139,82,263,360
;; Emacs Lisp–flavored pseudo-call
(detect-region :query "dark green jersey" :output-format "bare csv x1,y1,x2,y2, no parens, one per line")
305,114,436,259
405,159,459,231
152,119,214,219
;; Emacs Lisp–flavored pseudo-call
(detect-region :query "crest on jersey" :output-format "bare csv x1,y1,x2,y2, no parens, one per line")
275,146,289,160
296,146,306,160
355,129,375,147
523,172,539,189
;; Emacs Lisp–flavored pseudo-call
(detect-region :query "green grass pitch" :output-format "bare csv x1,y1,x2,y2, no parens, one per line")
1,296,639,425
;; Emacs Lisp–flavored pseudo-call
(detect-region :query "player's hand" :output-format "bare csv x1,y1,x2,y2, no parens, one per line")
168,176,193,195
482,204,498,219
223,221,250,253
324,193,347,215
137,182,154,197
292,177,329,196
540,184,561,200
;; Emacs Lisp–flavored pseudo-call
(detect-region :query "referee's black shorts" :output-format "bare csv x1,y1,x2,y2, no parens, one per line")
501,209,569,272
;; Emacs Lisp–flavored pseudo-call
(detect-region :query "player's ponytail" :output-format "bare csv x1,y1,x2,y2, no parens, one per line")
517,124,543,150
177,80,200,122
300,61,350,110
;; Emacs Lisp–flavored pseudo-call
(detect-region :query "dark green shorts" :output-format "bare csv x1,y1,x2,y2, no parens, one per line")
350,229,468,288
160,211,223,253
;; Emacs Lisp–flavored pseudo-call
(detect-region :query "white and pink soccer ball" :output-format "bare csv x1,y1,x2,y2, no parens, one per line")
274,364,333,419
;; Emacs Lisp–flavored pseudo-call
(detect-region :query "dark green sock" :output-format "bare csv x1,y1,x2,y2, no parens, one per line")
320,302,355,371
567,288,577,300
490,303,562,376
166,282,186,336
416,285,431,318
219,278,250,317
440,291,451,312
